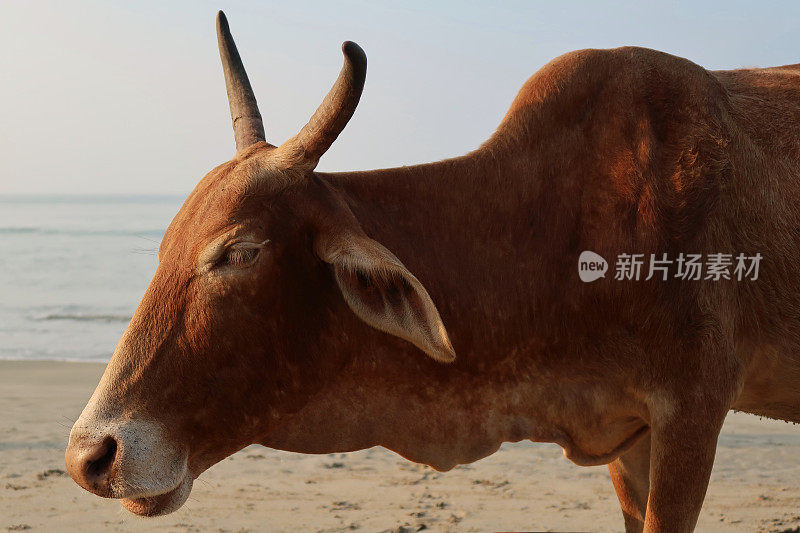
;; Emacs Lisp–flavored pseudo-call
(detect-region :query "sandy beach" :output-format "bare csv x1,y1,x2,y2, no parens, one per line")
1,360,799,532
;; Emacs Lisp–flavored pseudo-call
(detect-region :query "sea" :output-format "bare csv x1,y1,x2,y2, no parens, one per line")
0,195,185,362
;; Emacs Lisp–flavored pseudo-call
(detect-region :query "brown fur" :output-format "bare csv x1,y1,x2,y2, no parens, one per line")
70,43,800,532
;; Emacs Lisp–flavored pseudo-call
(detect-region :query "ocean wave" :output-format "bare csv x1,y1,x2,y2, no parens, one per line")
0,226,164,238
0,194,184,205
0,226,40,233
0,356,110,364
35,313,132,323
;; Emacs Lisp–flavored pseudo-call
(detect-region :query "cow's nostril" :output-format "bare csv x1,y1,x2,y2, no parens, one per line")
85,437,117,482
66,434,120,496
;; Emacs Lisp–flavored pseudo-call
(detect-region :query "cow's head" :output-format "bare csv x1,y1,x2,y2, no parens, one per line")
65,11,454,516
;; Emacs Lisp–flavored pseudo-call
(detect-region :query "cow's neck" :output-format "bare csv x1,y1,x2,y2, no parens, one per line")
318,140,555,345
263,145,646,470
261,334,644,471
319,138,572,362
319,143,529,280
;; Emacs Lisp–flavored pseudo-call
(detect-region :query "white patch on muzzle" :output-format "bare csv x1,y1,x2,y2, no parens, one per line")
67,381,190,510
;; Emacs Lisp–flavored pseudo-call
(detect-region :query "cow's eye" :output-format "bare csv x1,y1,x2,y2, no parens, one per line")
220,244,260,267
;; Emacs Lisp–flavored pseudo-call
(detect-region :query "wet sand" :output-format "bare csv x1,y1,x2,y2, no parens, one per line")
1,360,799,532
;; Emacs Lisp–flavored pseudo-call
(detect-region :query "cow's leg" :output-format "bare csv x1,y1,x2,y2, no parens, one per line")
608,431,650,533
642,400,728,533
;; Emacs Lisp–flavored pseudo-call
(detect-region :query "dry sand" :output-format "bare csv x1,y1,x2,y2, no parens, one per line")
1,360,799,532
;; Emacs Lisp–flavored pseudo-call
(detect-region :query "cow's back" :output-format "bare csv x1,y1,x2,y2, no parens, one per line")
714,64,800,157
711,64,800,420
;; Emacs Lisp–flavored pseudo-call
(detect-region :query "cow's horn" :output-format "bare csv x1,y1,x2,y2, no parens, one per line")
283,41,367,167
217,11,266,152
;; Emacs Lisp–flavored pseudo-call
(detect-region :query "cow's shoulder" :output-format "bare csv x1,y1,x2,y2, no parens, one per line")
499,46,729,137
495,47,736,250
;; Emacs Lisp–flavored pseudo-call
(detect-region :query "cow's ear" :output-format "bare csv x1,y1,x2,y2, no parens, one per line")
316,234,455,363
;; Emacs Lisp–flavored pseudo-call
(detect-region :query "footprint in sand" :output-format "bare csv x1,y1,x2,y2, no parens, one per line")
37,468,68,480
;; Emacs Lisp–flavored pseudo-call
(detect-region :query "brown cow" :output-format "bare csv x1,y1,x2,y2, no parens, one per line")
65,11,800,532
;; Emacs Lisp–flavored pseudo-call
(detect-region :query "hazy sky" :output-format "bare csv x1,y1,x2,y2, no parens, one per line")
1,1,798,195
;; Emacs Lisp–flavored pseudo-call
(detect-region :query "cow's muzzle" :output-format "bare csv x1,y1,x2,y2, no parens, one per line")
65,415,192,516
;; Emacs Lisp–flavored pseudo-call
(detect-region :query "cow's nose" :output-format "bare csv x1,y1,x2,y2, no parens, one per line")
65,435,118,496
